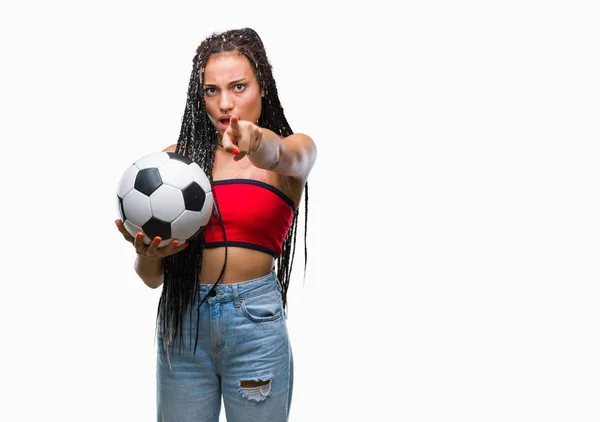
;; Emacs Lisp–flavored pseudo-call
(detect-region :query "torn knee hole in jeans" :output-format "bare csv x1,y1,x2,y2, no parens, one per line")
239,378,273,402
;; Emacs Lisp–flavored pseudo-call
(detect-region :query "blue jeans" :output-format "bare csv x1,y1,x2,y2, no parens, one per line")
156,271,293,421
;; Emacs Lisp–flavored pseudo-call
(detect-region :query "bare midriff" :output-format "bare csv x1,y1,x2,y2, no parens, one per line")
199,247,275,284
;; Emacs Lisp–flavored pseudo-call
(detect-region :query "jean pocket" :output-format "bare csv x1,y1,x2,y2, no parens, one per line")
240,289,283,322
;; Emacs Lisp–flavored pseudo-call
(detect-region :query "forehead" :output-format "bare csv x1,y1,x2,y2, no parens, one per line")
203,53,256,83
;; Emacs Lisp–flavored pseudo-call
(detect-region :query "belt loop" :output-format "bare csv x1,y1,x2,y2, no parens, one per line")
233,283,241,308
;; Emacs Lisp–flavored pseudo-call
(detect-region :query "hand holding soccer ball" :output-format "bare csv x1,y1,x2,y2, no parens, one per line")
114,219,190,258
115,151,214,255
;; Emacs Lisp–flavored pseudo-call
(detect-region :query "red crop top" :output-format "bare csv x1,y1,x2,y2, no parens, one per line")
203,179,296,258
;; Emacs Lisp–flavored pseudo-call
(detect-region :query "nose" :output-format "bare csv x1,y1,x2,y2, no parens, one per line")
218,91,234,113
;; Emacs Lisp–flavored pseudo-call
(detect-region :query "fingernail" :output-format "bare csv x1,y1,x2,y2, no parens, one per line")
232,149,239,155
172,240,179,247
137,232,143,238
154,237,161,243
183,243,189,248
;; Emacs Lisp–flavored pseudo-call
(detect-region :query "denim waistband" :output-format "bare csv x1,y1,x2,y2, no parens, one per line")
199,271,279,304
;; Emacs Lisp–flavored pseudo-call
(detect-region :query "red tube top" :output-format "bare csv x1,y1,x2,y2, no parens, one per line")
204,179,296,258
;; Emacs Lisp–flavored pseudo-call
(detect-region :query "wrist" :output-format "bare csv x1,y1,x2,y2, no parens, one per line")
251,128,280,169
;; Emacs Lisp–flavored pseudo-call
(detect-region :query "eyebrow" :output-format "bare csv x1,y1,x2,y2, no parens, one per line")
204,78,248,87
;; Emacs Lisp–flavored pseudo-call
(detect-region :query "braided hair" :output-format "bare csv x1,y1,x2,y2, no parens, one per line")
157,28,309,356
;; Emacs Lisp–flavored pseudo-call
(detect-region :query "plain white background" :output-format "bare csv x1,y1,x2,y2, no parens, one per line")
1,0,599,421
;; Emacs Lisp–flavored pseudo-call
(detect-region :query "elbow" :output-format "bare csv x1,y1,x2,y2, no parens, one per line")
140,273,164,289
144,279,164,289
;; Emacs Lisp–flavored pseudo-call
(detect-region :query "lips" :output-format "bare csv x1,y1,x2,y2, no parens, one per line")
218,115,231,130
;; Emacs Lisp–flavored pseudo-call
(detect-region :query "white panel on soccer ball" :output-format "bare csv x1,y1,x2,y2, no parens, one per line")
158,159,195,189
117,165,139,198
149,185,185,222
123,220,142,240
171,209,204,240
123,190,153,227
190,163,212,192
135,151,170,170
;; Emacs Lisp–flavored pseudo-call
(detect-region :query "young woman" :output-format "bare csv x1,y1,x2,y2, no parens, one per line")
115,27,317,421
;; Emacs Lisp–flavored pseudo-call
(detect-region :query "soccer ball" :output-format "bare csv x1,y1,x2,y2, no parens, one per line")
116,151,214,247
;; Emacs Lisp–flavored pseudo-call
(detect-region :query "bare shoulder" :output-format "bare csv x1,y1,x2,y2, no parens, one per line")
291,132,317,159
286,133,316,151
283,132,317,181
277,133,316,205
163,144,177,153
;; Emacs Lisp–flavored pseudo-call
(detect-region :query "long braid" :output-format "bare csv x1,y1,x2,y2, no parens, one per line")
157,28,309,356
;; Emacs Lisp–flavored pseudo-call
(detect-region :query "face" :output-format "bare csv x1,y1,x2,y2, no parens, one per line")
202,52,263,138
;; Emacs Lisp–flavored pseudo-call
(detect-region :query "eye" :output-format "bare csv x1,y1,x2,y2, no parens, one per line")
204,87,217,95
233,84,246,92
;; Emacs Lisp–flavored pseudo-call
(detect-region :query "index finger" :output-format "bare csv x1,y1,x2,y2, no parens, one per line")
229,115,240,135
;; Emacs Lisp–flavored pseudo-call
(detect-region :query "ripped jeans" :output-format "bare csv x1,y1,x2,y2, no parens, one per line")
156,271,293,422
